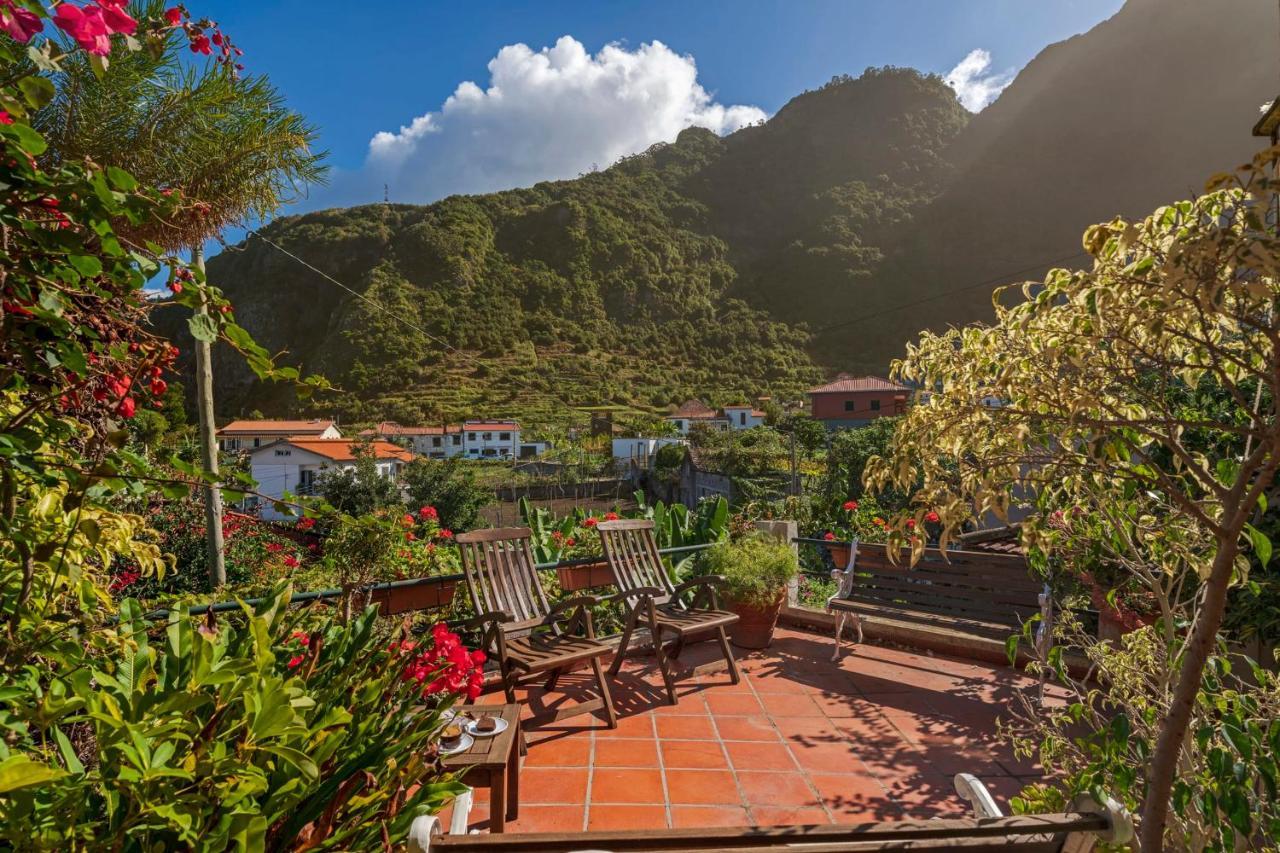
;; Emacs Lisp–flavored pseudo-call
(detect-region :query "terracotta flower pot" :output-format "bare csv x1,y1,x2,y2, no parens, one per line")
825,542,852,569
556,561,616,592
370,578,458,615
729,592,786,649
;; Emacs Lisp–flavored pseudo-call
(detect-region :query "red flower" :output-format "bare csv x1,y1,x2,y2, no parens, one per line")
297,517,316,531
189,33,211,54
287,655,305,669
418,505,438,520
170,281,183,294
401,513,415,527
823,531,836,541
0,3,42,43
0,111,12,126
219,304,231,314
265,542,284,553
603,511,620,521
438,529,453,539
283,555,299,569
925,511,940,524
905,519,916,529
405,532,416,541
117,396,136,418
149,378,167,396
873,517,885,527
97,0,136,36
53,4,112,56
164,6,183,26
842,500,858,511
583,517,598,527
290,630,310,646
565,537,575,546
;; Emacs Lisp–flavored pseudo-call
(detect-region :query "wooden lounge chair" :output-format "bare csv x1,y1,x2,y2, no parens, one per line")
457,527,617,729
596,519,740,704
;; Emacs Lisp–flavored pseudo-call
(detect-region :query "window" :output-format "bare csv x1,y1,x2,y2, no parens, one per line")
467,432,476,441
274,449,291,457
739,412,746,425
870,399,881,411
844,400,855,412
432,437,442,447
499,432,510,441
482,432,492,441
452,435,461,445
253,438,260,447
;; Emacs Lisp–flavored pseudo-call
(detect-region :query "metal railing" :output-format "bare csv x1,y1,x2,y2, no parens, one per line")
139,543,716,622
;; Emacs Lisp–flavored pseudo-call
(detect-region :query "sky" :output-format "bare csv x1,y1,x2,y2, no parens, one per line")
202,0,1126,216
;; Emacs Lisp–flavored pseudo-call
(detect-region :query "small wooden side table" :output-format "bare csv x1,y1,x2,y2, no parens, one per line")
441,704,523,833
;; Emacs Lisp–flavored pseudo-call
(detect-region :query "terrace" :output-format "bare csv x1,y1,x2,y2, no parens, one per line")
448,622,1052,834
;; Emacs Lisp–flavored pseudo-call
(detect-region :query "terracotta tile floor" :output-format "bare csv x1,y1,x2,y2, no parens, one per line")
456,625,1050,834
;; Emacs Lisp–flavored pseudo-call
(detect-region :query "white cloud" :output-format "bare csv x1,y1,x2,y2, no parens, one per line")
339,36,765,206
944,49,1016,112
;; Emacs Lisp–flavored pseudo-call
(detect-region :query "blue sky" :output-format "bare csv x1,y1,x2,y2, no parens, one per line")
203,0,1124,212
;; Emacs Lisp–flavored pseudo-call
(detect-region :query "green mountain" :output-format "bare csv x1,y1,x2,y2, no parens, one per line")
184,67,967,428
180,0,1280,427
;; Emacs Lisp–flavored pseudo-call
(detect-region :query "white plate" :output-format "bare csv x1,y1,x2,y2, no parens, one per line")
464,716,509,738
440,732,474,756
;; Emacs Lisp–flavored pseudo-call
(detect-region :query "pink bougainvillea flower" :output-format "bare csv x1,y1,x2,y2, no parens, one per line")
0,111,11,125
0,3,43,43
842,500,858,511
164,5,183,25
96,0,136,35
53,4,112,56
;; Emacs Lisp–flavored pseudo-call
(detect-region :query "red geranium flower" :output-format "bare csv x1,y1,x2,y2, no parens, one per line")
823,531,836,541
438,529,453,539
418,505,438,520
583,517,598,527
925,511,940,524
603,511,620,521
842,500,858,511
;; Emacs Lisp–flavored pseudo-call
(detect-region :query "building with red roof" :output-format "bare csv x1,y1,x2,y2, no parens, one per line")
807,375,910,428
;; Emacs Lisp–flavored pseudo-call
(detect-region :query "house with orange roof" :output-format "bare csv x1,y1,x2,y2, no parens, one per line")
216,418,341,452
246,438,414,520
360,421,464,458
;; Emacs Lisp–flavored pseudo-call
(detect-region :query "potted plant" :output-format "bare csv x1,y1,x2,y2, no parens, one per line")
819,497,898,568
705,534,800,649
554,513,621,591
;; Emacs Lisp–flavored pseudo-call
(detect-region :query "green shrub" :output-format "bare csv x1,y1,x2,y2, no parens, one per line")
704,534,799,608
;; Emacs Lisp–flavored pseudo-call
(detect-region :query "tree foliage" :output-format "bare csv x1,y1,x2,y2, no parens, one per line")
866,148,1280,850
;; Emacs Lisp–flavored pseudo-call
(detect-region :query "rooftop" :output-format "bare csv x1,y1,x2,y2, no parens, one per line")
260,438,414,462
670,399,721,419
217,418,337,435
362,421,460,436
455,624,1051,834
807,376,910,395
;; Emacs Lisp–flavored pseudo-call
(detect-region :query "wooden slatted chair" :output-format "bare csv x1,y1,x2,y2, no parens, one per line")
457,527,617,729
596,519,740,704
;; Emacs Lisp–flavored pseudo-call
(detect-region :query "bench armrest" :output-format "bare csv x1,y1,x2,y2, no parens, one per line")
602,586,664,605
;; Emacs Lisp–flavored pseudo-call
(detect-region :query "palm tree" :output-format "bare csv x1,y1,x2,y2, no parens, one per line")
37,2,328,586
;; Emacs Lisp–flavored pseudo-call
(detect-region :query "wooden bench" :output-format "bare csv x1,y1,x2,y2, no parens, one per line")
827,541,1051,666
413,811,1126,851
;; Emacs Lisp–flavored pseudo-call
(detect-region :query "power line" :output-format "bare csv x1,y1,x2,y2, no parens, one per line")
244,230,593,420
810,249,1093,337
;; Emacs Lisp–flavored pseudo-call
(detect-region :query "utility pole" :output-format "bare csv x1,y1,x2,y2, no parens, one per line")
192,245,226,587
788,425,799,497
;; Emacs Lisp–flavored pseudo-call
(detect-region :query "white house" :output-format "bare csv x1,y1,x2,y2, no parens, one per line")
217,418,341,452
665,399,766,435
361,421,464,459
247,438,414,520
462,420,521,459
612,437,686,471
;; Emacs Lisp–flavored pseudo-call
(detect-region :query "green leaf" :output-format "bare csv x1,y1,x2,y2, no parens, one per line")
0,755,68,793
106,166,137,192
5,121,46,155
187,313,219,343
69,255,104,278
17,76,54,110
1246,523,1272,569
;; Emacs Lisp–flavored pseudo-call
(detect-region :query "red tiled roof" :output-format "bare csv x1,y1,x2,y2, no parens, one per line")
671,399,719,418
807,376,909,394
270,439,414,463
463,420,520,429
217,419,336,436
